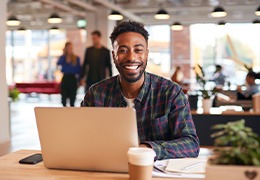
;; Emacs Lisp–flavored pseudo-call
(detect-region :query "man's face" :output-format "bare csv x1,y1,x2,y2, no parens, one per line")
246,75,255,85
112,32,149,83
92,34,101,46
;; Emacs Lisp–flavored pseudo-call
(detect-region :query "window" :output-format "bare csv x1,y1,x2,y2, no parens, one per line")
145,25,171,78
6,30,66,84
190,23,260,85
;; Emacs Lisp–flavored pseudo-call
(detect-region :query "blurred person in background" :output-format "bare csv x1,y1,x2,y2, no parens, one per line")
212,65,225,86
80,30,112,92
237,71,260,100
170,66,184,85
57,42,81,107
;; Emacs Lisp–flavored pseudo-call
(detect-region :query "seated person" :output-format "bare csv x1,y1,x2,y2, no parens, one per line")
212,65,225,86
170,66,184,85
81,21,199,160
237,71,260,100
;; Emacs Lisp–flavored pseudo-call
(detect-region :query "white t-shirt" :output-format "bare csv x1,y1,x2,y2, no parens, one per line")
124,97,135,108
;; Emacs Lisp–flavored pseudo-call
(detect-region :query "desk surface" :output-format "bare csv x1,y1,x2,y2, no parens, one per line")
0,150,202,180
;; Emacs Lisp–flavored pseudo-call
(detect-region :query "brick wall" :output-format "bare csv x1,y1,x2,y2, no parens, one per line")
171,26,191,80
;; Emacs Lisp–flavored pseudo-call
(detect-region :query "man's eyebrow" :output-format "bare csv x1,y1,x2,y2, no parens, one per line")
118,45,128,48
134,44,144,47
118,44,144,48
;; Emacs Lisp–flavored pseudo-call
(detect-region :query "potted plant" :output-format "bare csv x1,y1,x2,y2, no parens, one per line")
194,64,217,112
9,86,20,102
206,120,260,180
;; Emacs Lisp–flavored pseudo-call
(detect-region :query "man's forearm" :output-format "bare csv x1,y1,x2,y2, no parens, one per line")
142,137,200,160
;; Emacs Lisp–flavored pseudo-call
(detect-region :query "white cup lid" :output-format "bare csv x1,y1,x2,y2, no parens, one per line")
127,147,156,166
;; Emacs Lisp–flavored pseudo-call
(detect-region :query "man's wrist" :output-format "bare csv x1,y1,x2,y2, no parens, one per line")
139,143,152,148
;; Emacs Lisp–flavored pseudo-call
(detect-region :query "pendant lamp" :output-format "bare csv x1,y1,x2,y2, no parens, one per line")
211,6,227,18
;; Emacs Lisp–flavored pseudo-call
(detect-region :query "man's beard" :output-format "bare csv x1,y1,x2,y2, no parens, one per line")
116,60,147,83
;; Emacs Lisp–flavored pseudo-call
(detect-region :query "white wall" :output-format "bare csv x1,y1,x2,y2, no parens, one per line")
0,0,10,144
85,7,116,49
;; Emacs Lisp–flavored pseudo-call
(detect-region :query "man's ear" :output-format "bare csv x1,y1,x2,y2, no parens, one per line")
112,51,116,63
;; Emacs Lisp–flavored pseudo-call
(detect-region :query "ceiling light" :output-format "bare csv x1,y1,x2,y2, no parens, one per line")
255,6,260,16
108,10,123,20
47,13,62,24
154,9,170,20
252,19,260,24
171,22,183,31
211,6,227,18
17,27,27,34
6,15,21,26
218,21,226,26
49,26,60,34
17,27,27,31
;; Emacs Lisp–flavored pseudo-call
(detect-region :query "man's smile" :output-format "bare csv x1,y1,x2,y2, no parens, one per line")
123,65,140,70
121,62,142,73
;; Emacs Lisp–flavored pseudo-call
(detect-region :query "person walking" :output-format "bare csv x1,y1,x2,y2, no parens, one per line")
80,30,112,92
57,42,81,107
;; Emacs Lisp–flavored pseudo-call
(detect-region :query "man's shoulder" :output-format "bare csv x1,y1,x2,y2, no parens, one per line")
86,46,110,52
146,73,184,100
101,46,110,52
90,75,118,90
86,46,94,50
147,72,178,87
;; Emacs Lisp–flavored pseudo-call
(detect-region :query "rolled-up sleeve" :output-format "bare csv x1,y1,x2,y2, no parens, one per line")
142,88,200,160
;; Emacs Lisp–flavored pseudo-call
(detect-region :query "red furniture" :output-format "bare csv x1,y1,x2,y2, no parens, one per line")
15,82,60,95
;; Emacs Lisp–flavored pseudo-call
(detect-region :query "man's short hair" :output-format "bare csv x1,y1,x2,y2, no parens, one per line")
247,71,256,79
215,65,222,70
92,30,101,37
109,20,149,45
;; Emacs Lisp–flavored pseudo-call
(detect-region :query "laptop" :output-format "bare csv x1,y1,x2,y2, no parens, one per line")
34,107,139,173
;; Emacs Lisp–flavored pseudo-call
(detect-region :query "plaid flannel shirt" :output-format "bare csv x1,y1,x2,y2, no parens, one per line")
81,72,200,160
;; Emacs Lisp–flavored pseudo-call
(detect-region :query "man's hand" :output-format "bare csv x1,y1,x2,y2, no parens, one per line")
237,85,242,93
139,144,151,148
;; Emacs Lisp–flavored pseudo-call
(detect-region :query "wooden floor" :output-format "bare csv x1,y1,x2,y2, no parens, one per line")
0,92,84,157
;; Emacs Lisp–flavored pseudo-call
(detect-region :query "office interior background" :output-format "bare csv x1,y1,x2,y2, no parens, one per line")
1,0,260,154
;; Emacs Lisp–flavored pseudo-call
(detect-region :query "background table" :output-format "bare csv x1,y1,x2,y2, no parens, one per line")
192,110,260,146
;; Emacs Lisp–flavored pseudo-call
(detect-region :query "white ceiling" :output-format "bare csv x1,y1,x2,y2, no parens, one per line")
7,0,260,30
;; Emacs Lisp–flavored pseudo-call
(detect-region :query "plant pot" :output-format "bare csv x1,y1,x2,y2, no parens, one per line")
202,98,212,113
206,163,260,180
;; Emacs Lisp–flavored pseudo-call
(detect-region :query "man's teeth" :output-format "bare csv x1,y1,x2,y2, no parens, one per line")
125,65,138,70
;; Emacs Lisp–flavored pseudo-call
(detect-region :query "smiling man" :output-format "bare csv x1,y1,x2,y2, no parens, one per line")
81,21,199,160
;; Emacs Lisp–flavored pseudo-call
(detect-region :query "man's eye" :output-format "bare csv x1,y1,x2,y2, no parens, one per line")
135,49,143,53
118,49,128,53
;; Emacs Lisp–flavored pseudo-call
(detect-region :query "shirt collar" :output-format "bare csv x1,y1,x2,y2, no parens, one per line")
115,72,150,104
134,72,149,103
113,76,127,107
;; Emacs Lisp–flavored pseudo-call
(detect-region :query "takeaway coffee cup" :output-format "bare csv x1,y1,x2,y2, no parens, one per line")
253,92,260,112
127,147,156,180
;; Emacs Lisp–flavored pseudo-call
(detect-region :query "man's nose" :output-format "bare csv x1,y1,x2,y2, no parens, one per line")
127,51,136,61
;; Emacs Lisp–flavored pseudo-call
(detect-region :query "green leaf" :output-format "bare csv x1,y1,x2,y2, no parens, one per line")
210,119,260,166
211,123,226,130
